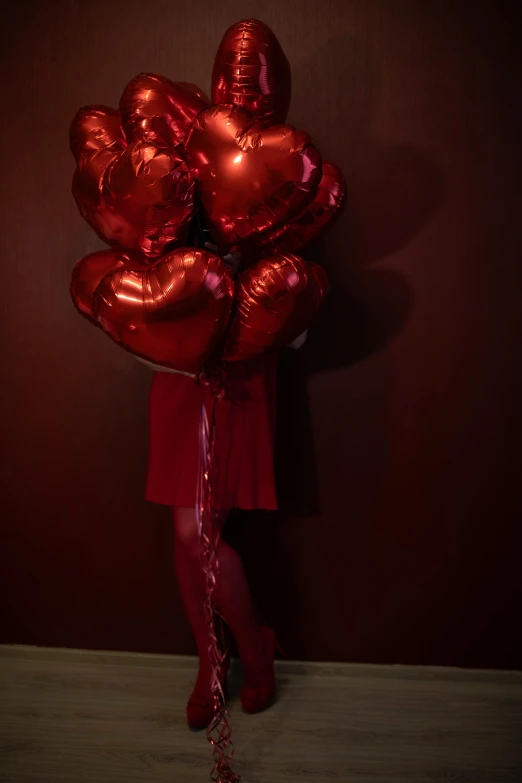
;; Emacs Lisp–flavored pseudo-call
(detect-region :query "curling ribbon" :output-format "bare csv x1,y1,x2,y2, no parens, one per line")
196,374,241,783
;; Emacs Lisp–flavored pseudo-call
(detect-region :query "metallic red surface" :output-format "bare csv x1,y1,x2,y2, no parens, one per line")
92,247,234,374
253,161,347,259
224,254,329,362
70,248,132,324
184,104,322,259
72,140,195,262
120,72,209,149
70,105,125,161
70,73,210,262
211,18,291,126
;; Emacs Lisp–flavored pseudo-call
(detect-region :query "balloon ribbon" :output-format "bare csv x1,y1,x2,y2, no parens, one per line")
196,377,241,783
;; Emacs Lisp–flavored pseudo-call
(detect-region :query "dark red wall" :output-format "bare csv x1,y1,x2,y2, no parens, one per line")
1,1,521,669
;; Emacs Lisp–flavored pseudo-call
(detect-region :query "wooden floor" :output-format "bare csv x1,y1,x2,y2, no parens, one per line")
0,646,521,783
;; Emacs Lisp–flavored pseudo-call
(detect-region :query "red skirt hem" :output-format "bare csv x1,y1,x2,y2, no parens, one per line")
146,355,279,511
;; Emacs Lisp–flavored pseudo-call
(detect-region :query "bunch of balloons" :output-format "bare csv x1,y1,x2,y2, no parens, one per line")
70,19,345,376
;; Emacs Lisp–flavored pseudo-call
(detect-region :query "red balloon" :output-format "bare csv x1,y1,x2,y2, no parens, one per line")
184,104,322,259
211,18,291,126
176,81,211,104
119,73,209,149
93,247,234,374
70,248,132,324
224,254,329,362
71,127,195,262
70,72,211,262
70,106,125,163
252,161,346,259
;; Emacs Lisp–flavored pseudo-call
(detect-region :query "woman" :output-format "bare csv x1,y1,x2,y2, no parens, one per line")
141,217,305,730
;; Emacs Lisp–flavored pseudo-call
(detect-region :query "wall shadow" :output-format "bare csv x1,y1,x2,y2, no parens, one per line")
274,30,443,517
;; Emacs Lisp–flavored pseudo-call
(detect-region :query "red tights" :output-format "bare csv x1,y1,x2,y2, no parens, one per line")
171,507,262,692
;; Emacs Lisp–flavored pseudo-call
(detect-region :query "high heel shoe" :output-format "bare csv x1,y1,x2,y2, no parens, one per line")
240,626,283,714
186,652,230,730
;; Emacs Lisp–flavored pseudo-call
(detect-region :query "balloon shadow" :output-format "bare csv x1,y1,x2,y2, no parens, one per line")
275,257,413,516
273,30,443,518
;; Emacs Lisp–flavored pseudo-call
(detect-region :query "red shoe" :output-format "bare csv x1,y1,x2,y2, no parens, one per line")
240,626,282,714
186,654,230,730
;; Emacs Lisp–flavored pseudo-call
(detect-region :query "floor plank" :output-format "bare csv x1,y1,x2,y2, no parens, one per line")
0,646,521,782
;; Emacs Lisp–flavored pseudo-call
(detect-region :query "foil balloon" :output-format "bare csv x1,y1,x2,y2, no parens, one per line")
224,254,329,362
252,161,347,259
71,106,195,262
70,105,125,161
184,104,322,259
93,247,234,374
70,108,128,246
119,72,209,149
176,82,211,103
70,248,132,324
211,18,291,126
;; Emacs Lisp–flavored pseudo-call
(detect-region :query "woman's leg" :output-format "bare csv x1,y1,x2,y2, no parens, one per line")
171,506,263,691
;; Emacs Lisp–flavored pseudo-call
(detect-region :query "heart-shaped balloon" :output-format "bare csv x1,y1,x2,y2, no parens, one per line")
119,72,209,149
176,82,211,104
70,71,210,262
224,253,329,362
184,104,322,259
93,247,234,374
70,248,133,324
71,110,195,262
211,18,291,126
251,161,346,259
70,105,126,161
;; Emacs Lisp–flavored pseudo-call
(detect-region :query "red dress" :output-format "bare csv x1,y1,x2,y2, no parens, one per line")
146,353,279,510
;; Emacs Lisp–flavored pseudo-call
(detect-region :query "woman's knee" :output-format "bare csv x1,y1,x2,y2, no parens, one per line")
171,507,200,552
171,505,230,552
